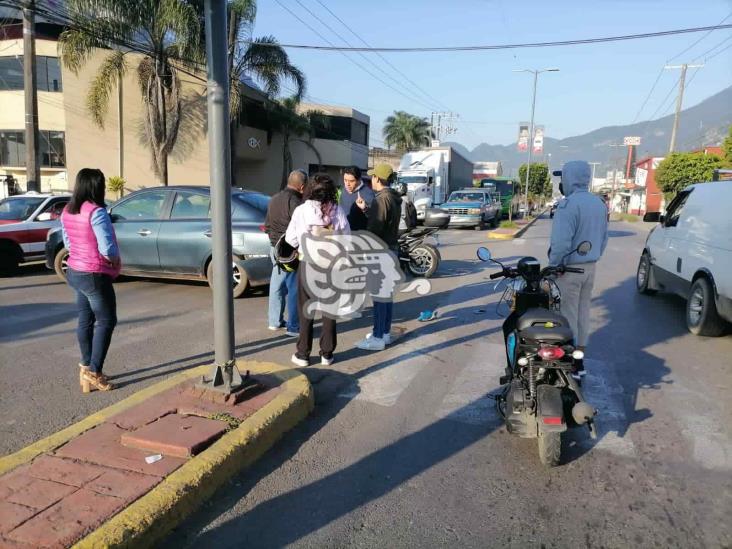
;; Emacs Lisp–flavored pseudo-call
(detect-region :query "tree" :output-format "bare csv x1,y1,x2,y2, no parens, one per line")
59,0,203,186
656,152,723,196
722,125,732,167
383,111,432,152
518,163,550,197
267,97,322,189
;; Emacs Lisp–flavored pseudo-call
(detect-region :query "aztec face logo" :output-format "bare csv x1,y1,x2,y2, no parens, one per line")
300,231,430,319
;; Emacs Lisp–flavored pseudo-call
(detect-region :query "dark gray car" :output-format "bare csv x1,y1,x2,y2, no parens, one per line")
46,186,272,297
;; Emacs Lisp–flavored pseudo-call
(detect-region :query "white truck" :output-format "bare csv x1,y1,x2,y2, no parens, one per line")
396,147,473,220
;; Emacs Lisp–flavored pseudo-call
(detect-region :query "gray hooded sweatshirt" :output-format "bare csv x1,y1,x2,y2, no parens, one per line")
548,161,609,265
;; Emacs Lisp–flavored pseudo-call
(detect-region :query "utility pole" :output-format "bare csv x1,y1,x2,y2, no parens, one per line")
23,0,40,192
665,63,703,153
430,111,458,145
199,0,243,394
589,162,601,193
513,68,559,216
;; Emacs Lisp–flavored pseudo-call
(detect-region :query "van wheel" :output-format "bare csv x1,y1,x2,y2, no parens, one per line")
636,253,656,295
687,277,726,337
207,258,249,298
0,243,19,277
54,247,69,282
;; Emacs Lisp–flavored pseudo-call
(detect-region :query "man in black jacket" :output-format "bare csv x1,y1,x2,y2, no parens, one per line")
264,170,306,335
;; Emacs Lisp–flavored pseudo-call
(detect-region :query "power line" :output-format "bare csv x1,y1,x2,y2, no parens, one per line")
311,0,451,112
254,23,732,52
272,0,438,112
667,11,732,62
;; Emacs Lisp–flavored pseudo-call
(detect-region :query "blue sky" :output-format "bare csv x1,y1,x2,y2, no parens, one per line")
254,0,732,149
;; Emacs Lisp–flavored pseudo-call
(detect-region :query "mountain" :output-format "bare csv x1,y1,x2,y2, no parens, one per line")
444,85,732,176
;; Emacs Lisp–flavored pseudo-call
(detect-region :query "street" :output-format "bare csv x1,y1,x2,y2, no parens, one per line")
1,216,731,547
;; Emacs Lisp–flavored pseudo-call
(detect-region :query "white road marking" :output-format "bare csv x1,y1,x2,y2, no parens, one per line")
435,342,504,427
580,358,636,457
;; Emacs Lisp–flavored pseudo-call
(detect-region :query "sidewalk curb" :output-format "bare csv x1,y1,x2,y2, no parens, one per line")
487,211,544,241
0,361,313,549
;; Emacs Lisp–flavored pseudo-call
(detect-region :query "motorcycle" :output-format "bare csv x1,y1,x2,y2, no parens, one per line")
477,242,597,467
399,226,441,278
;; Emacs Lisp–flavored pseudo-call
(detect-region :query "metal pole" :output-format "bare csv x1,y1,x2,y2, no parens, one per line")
23,0,40,192
204,0,236,377
589,162,600,193
668,64,687,153
524,70,538,216
117,70,124,182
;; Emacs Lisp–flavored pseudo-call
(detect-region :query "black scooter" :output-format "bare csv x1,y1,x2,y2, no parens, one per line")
399,226,441,278
477,243,597,467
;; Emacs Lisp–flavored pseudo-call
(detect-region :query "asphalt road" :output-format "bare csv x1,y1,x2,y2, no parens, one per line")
1,216,731,547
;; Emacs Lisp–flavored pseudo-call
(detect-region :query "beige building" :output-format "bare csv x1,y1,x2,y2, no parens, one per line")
1,19,369,198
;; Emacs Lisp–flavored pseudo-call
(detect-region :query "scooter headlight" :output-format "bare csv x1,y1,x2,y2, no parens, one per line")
572,349,585,360
517,357,529,366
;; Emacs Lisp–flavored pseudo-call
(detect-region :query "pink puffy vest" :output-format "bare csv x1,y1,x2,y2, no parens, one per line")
62,201,121,278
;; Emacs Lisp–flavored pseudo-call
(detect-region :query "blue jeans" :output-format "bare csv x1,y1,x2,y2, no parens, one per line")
268,248,299,332
373,301,393,339
66,268,117,374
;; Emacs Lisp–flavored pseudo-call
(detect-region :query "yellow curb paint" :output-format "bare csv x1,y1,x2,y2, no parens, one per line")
73,360,313,548
0,365,210,476
487,231,517,240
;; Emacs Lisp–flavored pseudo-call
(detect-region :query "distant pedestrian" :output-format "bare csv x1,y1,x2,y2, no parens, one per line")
339,165,374,231
356,163,402,351
286,174,350,367
264,169,306,336
397,182,418,236
61,168,120,393
549,161,609,380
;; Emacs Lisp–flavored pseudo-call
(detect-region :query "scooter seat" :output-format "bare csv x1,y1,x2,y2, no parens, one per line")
517,308,573,343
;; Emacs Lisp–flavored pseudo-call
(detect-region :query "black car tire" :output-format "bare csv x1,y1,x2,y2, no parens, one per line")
491,215,499,229
207,258,249,298
537,431,561,467
0,243,19,277
636,253,656,295
476,217,487,231
54,247,69,282
686,277,727,337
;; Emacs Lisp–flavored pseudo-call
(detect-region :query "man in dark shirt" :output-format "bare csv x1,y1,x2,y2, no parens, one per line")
264,169,306,335
339,165,375,231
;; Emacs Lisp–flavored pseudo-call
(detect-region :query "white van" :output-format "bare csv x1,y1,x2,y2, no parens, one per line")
636,182,732,336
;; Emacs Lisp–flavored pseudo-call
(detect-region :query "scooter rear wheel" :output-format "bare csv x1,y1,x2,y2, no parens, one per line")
407,245,439,278
537,431,561,467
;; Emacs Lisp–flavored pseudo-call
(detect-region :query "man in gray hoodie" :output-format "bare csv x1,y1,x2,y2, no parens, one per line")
549,160,609,379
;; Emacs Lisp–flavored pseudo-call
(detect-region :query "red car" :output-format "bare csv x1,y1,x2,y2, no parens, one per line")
0,193,70,275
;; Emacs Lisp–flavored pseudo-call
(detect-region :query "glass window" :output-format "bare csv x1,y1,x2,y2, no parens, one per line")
41,131,66,167
664,190,692,228
0,131,25,167
0,57,24,90
170,192,210,219
0,196,45,221
351,119,368,146
111,191,168,221
449,192,485,202
1,131,65,167
235,192,269,214
44,57,63,92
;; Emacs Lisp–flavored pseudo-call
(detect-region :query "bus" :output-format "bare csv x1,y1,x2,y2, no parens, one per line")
477,177,519,218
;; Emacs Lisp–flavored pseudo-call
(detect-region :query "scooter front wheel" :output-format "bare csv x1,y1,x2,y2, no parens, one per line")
537,431,561,467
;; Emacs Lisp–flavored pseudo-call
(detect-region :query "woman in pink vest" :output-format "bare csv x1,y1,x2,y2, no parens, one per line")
61,169,121,392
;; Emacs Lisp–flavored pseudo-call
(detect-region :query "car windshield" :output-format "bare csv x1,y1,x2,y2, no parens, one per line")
0,197,45,220
449,192,484,202
398,176,428,185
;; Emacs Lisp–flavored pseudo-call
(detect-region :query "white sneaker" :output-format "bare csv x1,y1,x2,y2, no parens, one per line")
321,355,334,366
268,325,283,331
366,332,392,345
291,354,309,367
356,336,385,351
285,331,299,337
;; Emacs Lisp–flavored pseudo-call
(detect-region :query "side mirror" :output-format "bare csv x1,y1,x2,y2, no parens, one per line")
642,212,661,223
577,241,592,256
477,247,492,262
109,213,121,223
36,212,53,222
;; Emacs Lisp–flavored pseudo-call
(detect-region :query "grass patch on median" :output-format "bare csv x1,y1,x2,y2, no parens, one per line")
500,220,518,229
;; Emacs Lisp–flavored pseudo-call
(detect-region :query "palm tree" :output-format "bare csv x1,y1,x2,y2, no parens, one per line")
59,0,203,186
383,111,432,152
267,97,322,189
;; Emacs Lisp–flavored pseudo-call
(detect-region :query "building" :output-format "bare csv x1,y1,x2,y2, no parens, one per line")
368,147,401,171
472,161,502,183
633,156,665,214
1,18,368,197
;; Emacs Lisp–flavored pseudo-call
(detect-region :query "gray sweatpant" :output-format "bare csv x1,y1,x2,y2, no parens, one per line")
555,262,596,347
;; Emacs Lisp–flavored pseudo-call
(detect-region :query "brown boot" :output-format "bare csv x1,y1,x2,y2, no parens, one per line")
81,371,115,393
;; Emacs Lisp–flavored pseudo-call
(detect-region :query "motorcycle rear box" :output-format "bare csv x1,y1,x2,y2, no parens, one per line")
424,208,450,228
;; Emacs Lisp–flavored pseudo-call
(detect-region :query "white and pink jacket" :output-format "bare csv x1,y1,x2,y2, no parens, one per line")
285,200,350,249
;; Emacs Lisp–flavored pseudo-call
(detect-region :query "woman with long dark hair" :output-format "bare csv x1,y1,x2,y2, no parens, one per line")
285,173,349,367
61,168,121,392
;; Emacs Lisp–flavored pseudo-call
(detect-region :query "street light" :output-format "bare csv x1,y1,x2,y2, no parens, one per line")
513,68,559,216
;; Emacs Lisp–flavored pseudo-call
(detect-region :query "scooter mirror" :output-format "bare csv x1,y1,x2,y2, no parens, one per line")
477,247,492,262
577,241,592,256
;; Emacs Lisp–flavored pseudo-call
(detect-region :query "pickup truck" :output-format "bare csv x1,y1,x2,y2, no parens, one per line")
440,188,501,230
